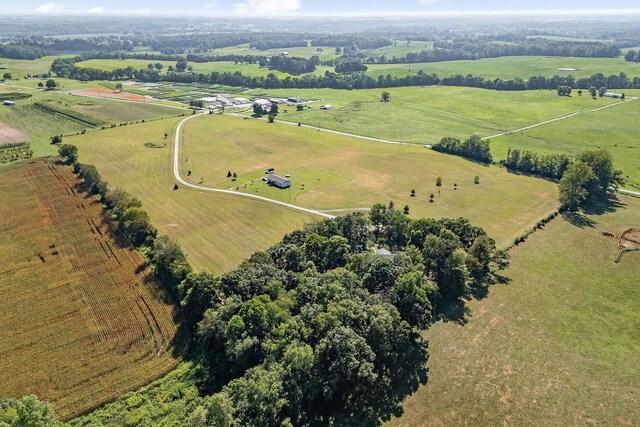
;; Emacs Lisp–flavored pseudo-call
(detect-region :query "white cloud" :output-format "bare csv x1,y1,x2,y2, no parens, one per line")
35,2,64,13
88,6,105,13
203,0,216,9
234,0,301,16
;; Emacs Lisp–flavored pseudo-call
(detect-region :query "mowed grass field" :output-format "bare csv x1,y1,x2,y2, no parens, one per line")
490,98,640,190
73,54,639,83
365,55,640,80
67,117,318,274
391,195,640,426
180,114,558,247
0,159,180,420
76,58,297,79
247,86,619,144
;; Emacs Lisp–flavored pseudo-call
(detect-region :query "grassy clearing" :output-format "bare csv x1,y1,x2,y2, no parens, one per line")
490,98,640,190
76,58,296,79
209,43,340,60
365,55,640,80
67,117,318,274
391,195,640,426
181,114,558,247
246,86,619,144
371,40,434,58
0,159,179,420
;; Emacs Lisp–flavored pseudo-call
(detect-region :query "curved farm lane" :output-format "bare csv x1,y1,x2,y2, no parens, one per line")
173,113,335,219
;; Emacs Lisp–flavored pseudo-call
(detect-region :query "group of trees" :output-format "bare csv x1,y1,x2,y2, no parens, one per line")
556,85,572,96
0,43,45,60
183,205,506,425
432,135,492,163
335,59,368,73
624,49,640,62
559,150,624,210
502,149,572,179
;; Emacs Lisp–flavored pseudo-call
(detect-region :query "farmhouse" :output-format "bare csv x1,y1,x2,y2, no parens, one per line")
2,100,15,106
267,174,291,189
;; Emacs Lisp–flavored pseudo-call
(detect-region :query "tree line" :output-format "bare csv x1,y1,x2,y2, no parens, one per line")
624,49,640,62
359,39,621,65
502,149,572,179
51,54,640,91
432,135,492,163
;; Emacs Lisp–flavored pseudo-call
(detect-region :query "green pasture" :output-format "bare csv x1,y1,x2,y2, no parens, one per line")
392,194,640,426
365,55,640,80
76,58,296,78
490,98,640,190
66,117,318,274
370,40,434,58
208,43,340,60
180,113,558,248
245,86,619,144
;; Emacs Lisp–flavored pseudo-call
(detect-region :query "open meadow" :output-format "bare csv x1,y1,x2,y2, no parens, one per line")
246,86,619,144
490,97,640,190
365,55,640,80
180,113,558,247
66,117,318,274
390,195,640,426
0,159,180,420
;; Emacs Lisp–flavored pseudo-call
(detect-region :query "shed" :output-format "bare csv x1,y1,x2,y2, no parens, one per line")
2,100,15,106
373,248,395,260
287,97,302,103
267,174,291,189
320,104,333,110
254,98,272,107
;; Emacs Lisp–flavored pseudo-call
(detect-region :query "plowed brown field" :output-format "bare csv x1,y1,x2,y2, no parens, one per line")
0,159,180,420
0,121,30,145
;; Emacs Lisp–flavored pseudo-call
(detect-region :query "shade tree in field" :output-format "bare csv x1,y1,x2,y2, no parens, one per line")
45,79,58,90
57,144,77,164
559,161,594,211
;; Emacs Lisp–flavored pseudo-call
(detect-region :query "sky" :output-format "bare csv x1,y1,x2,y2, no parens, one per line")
5,0,640,17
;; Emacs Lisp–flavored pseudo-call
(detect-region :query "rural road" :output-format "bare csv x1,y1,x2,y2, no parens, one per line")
483,96,638,140
173,113,335,219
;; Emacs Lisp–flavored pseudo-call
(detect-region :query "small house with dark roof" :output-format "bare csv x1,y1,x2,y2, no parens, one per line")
267,174,291,189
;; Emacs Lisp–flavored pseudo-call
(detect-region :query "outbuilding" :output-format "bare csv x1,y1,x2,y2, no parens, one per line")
267,174,291,189
2,100,15,106
373,248,395,260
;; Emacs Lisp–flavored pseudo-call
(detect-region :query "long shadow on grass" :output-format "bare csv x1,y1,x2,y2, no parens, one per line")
563,196,626,228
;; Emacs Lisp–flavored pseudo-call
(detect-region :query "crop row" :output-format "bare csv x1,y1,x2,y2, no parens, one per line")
33,101,107,127
0,92,32,100
0,160,178,420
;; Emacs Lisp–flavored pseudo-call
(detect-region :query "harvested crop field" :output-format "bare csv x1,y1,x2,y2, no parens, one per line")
70,88,152,102
0,121,30,145
0,159,180,420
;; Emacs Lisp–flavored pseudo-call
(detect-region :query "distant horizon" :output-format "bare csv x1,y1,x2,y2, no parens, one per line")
3,9,640,18
4,0,640,18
